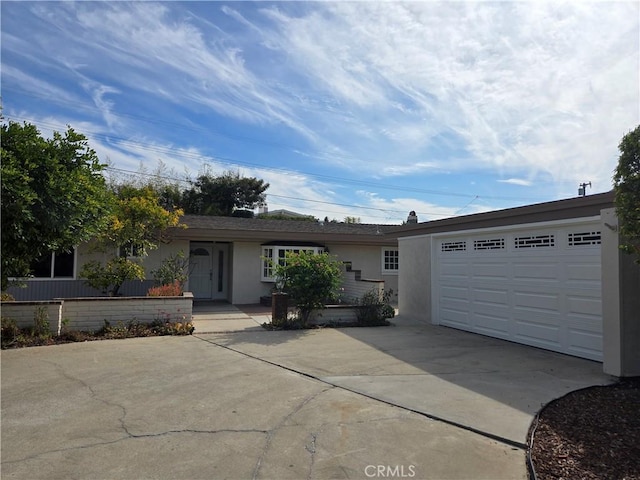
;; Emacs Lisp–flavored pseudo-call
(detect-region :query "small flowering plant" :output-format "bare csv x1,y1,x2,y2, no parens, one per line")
147,280,183,296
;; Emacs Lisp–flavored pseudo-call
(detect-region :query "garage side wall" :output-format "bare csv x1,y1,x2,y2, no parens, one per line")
398,235,431,322
602,208,640,376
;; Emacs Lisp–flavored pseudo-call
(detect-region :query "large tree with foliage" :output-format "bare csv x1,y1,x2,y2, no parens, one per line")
1,121,112,290
613,125,640,261
80,184,185,295
182,170,269,216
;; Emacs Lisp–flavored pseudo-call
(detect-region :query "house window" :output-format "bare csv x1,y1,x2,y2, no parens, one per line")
119,242,145,258
261,245,324,282
382,248,399,274
31,249,76,279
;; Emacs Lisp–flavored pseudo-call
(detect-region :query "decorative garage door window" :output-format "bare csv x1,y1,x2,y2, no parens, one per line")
514,234,555,248
473,238,505,250
441,240,467,252
568,231,601,246
261,246,324,282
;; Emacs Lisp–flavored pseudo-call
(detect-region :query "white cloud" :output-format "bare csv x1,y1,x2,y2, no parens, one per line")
498,178,533,187
3,1,638,208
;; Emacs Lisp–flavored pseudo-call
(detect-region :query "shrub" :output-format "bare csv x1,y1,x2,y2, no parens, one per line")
273,251,343,325
147,280,183,297
354,289,395,326
150,251,189,288
1,317,19,343
32,306,51,337
1,292,15,301
80,257,145,296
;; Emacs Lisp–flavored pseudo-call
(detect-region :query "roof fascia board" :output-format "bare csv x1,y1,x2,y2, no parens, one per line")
426,215,601,239
394,192,614,237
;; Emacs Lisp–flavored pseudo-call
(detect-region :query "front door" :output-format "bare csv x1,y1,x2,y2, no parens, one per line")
189,242,229,300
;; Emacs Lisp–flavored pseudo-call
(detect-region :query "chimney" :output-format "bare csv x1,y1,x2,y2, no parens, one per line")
407,210,418,224
259,203,268,215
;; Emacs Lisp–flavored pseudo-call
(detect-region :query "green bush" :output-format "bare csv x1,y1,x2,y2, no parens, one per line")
80,257,145,296
32,306,50,337
1,317,20,343
150,251,189,287
273,251,343,325
354,289,395,326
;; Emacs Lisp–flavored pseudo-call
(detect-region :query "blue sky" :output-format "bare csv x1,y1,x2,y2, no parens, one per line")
2,1,638,224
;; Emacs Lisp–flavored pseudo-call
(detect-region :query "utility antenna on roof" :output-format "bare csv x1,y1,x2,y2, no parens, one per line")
578,181,592,197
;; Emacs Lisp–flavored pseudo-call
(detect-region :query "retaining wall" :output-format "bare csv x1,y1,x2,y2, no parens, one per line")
1,293,193,334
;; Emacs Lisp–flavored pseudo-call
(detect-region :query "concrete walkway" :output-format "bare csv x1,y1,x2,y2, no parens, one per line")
191,302,271,333
1,305,613,480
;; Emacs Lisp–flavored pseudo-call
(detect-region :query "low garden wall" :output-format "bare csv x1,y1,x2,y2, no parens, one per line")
1,301,63,335
308,305,360,324
1,293,193,334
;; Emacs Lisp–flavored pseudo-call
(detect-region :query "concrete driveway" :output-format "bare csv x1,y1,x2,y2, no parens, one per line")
1,311,611,480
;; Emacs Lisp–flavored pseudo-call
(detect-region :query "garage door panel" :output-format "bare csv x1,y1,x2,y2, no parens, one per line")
440,284,469,302
567,294,601,316
566,262,601,288
472,287,509,306
439,261,469,278
471,262,509,280
513,290,560,312
567,326,602,360
514,319,561,346
433,221,603,361
474,313,510,337
440,307,470,327
513,262,559,281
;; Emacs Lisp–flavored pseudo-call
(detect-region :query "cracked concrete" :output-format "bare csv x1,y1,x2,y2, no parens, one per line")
2,332,528,479
203,319,612,446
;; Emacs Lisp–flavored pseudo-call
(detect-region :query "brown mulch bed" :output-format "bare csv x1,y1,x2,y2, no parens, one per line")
529,377,640,480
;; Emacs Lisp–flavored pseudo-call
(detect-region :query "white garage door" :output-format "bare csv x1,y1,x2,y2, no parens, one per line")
432,219,603,361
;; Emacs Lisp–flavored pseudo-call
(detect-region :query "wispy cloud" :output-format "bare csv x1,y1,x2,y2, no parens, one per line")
498,178,533,187
2,1,637,220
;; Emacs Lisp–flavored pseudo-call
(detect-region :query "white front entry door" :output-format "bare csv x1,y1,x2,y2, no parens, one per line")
189,242,229,300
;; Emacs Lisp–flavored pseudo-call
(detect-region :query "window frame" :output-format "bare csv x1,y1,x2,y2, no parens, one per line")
261,245,325,282
118,242,146,259
28,248,77,280
381,248,399,275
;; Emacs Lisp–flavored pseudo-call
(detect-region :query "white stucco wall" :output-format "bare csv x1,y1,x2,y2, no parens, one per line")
230,242,269,304
76,240,189,280
398,235,431,322
329,245,386,279
226,242,397,305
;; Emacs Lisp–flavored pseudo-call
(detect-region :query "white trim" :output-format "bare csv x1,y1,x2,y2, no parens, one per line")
381,247,399,275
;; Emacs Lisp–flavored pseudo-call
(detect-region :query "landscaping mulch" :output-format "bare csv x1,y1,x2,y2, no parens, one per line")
529,377,640,480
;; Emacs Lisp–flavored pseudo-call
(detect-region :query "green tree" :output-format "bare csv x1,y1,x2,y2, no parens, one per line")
182,170,269,216
613,125,640,261
273,251,343,325
80,184,185,295
1,121,112,290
